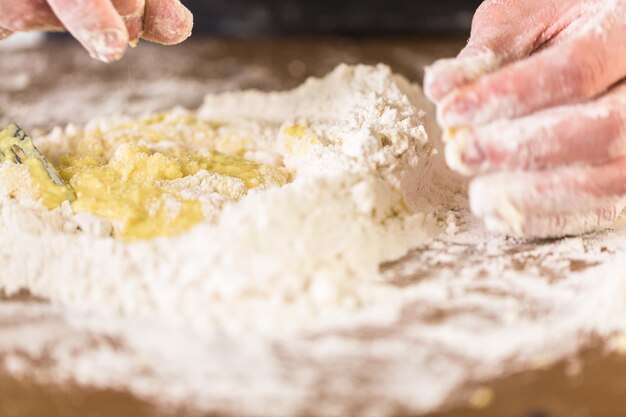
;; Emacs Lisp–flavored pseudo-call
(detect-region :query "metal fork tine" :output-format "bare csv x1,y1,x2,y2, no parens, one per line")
1,123,75,202
11,144,24,164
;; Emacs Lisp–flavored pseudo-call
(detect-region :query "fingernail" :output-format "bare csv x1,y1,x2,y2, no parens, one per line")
85,28,128,63
437,92,477,127
442,127,458,144
469,176,497,217
445,140,471,176
444,129,485,176
469,176,526,236
459,131,486,167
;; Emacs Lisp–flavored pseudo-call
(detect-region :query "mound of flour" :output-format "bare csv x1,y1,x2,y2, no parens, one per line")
0,64,446,334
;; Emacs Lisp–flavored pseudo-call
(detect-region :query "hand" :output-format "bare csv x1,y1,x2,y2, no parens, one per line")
424,0,626,238
0,0,193,63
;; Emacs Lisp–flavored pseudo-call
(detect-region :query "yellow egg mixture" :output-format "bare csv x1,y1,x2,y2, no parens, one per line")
0,124,75,209
0,115,289,240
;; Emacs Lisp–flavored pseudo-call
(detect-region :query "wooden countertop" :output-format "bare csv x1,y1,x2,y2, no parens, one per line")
1,36,626,417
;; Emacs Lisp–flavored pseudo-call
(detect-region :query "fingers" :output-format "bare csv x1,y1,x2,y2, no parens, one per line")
0,0,142,57
46,0,129,63
445,99,626,175
432,1,626,238
481,203,623,239
0,0,192,62
521,205,623,239
111,0,145,44
0,0,63,32
445,81,626,175
470,158,626,237
142,0,193,45
423,0,565,104
438,2,626,127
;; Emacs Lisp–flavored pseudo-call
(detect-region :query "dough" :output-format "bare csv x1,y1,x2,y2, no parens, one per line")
0,64,442,334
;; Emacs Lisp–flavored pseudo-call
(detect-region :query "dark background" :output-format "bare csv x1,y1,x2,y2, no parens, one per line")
185,0,483,36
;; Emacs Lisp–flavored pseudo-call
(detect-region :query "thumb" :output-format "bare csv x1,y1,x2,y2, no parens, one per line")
424,0,561,104
141,0,193,45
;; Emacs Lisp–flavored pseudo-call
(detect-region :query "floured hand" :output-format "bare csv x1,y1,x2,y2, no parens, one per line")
424,0,626,238
0,0,193,63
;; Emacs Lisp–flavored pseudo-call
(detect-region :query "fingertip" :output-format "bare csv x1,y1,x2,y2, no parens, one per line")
174,5,194,43
469,174,526,235
444,131,484,177
437,91,476,127
143,0,194,45
444,141,471,176
468,175,495,218
424,51,501,105
500,205,623,239
47,0,130,63
179,4,194,41
85,28,129,63
423,61,452,103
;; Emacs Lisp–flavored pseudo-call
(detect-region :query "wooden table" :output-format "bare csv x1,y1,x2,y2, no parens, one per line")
2,36,626,417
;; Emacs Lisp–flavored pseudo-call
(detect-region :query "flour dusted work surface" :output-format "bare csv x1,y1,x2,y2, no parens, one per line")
4,39,626,417
0,64,445,334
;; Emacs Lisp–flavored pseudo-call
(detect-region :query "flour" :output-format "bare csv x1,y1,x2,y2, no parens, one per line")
2,56,626,416
0,64,445,334
3,213,626,417
0,33,44,50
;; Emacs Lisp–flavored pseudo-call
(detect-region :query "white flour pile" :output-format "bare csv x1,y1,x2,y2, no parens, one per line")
0,64,448,334
3,215,626,417
2,58,626,417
